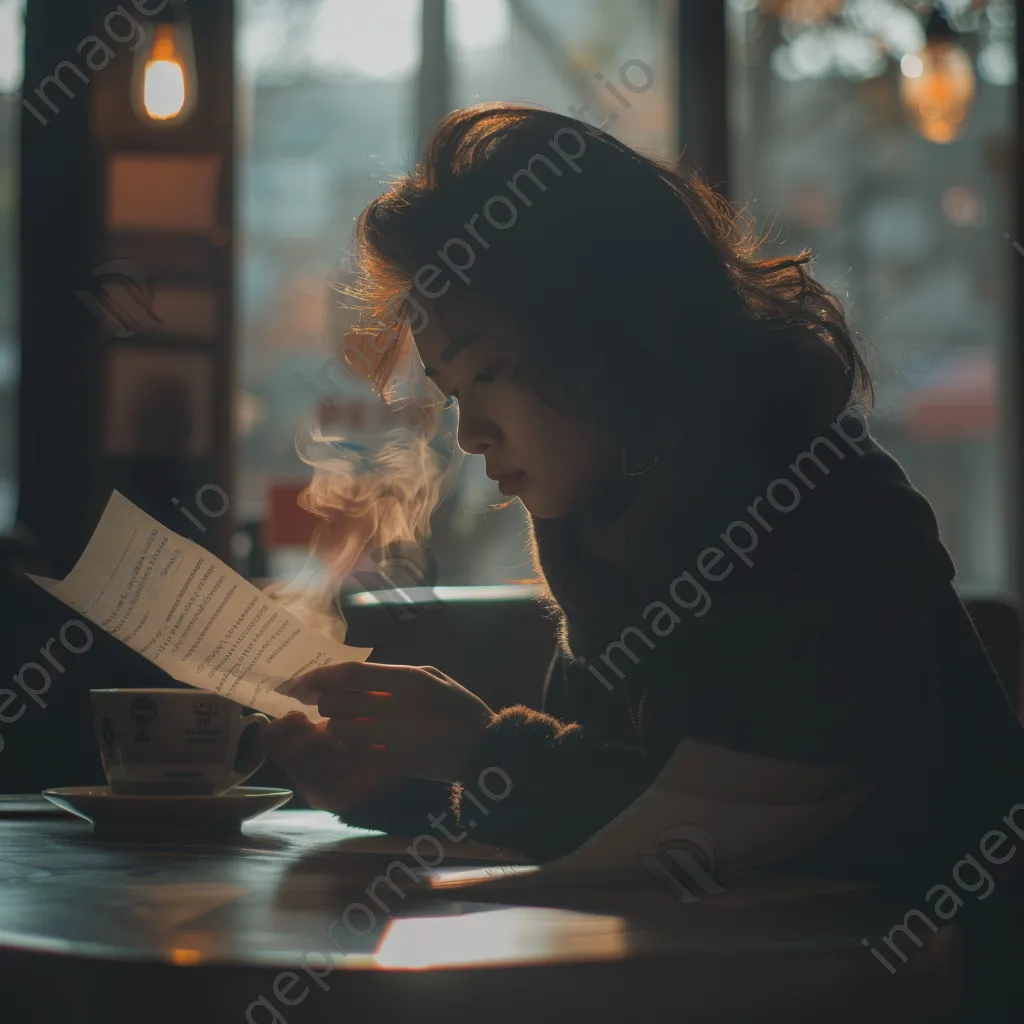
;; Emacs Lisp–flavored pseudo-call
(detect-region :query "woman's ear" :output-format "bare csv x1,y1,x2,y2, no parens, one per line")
619,414,662,478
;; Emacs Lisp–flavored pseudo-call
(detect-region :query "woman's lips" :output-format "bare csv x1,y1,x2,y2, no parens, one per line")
495,471,525,495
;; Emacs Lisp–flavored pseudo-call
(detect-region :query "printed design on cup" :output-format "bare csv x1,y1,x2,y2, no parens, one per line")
185,698,224,751
129,695,159,743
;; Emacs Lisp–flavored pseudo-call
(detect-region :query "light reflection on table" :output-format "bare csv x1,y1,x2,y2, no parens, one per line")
373,907,629,970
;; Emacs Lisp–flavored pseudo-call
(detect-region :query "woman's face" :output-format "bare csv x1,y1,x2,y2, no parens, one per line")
413,297,621,519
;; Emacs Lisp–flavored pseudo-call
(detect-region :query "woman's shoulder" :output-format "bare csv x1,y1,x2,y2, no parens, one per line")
652,550,941,758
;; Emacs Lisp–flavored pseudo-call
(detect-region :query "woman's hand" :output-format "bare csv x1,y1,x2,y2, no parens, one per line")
258,712,404,813
302,662,495,784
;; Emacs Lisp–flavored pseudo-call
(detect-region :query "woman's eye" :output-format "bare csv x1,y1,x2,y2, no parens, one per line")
473,365,500,384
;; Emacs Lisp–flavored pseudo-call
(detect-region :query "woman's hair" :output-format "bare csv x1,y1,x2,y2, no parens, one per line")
341,102,872,438
314,103,874,637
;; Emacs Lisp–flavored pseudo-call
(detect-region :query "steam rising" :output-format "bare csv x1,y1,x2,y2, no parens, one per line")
264,314,457,641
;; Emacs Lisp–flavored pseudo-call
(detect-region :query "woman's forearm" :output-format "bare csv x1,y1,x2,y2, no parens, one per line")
453,704,665,861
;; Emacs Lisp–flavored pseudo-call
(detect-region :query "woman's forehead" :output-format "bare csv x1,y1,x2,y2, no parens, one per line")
413,296,521,367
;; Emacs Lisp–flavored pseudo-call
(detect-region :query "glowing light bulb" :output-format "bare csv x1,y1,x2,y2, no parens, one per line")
144,27,187,120
132,21,197,126
899,11,976,146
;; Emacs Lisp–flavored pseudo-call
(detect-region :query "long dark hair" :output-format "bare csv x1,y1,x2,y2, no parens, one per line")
345,102,871,432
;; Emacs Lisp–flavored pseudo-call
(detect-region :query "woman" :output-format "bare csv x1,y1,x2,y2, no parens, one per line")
261,104,1024,894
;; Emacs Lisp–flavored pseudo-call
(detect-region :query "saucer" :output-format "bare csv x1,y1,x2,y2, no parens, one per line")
41,786,293,833
0,794,71,817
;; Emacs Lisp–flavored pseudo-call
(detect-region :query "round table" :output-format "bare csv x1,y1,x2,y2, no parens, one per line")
0,805,960,1023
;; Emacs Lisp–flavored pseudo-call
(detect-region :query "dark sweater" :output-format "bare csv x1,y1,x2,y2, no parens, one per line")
343,422,1024,890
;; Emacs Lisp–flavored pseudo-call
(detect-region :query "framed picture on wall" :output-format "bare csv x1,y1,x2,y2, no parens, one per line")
105,349,213,459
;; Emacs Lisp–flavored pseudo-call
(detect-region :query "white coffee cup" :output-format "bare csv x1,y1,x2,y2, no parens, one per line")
90,689,270,796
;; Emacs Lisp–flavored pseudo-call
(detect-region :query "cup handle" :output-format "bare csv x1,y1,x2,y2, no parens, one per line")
231,712,271,787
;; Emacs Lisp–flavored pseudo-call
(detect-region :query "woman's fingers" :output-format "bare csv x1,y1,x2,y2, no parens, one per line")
323,715,416,746
324,716,379,744
258,712,314,755
419,665,451,682
257,711,402,813
261,715,345,778
288,662,452,717
272,724,335,764
277,662,403,708
317,687,394,720
302,661,416,695
324,715,426,747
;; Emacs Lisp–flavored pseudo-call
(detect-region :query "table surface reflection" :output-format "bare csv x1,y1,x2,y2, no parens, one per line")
0,807,960,1022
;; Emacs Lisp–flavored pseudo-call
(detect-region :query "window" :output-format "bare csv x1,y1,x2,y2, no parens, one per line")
0,0,23,532
727,0,1015,590
450,0,677,160
236,0,677,585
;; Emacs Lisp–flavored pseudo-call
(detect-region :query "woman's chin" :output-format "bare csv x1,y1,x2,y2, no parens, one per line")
519,493,572,520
